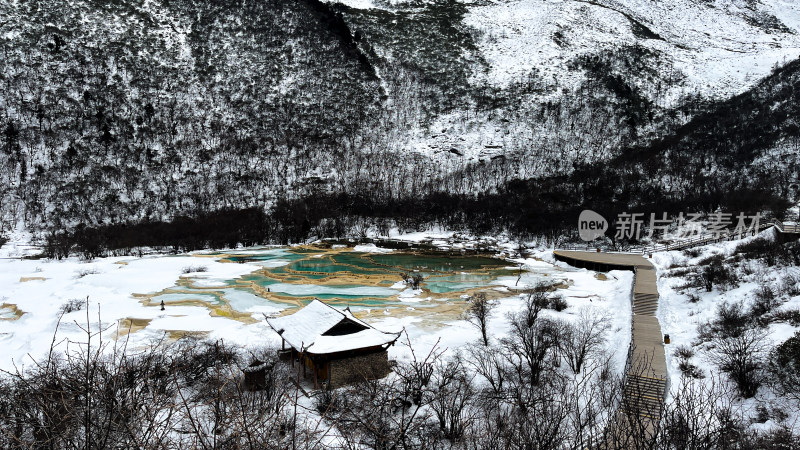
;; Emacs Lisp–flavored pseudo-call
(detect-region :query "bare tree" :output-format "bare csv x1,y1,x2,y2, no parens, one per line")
334,337,442,449
660,374,741,450
428,357,476,443
698,255,737,292
0,301,181,449
463,343,506,395
768,330,800,404
502,295,562,387
400,273,424,290
0,304,311,449
464,292,496,346
561,308,612,374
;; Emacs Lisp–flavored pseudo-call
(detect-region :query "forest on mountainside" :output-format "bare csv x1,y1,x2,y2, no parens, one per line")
1,0,799,254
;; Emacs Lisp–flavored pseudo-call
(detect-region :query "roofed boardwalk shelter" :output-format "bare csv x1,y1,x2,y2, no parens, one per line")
267,299,401,388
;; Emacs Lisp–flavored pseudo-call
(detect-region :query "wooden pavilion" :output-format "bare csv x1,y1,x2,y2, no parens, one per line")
266,299,401,388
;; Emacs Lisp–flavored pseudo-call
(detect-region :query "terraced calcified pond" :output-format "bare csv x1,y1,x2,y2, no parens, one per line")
137,246,547,322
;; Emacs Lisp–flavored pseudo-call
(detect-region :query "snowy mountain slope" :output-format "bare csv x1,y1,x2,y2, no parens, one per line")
328,0,800,170
465,0,800,98
410,56,800,239
0,0,386,234
2,0,800,245
333,0,800,103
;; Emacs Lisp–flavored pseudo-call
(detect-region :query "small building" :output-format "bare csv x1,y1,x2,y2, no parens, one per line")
242,359,272,392
266,299,401,388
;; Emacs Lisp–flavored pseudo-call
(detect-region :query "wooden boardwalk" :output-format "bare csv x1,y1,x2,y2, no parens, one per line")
553,250,666,447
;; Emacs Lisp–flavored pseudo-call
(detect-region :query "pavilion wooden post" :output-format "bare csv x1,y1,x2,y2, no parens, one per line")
312,357,318,389
296,351,301,380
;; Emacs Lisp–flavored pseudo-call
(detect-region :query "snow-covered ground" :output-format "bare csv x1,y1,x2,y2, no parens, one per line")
378,257,633,375
0,238,633,384
0,251,265,372
653,228,800,429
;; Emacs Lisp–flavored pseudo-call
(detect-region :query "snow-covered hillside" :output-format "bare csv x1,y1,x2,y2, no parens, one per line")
329,0,800,172
2,0,799,256
653,228,800,430
334,0,800,99
466,0,800,98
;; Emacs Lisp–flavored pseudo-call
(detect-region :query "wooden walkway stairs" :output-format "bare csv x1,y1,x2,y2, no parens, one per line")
553,223,800,447
552,251,667,448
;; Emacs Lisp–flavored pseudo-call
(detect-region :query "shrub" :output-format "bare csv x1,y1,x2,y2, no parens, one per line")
684,248,702,258
549,294,568,312
678,360,705,379
717,302,751,335
697,255,738,292
754,404,770,423
182,265,208,274
529,289,551,310
401,272,424,290
768,330,800,403
674,345,704,379
779,273,800,297
734,238,800,267
75,268,100,278
315,382,342,415
667,267,693,278
698,302,752,342
768,309,800,326
706,327,769,398
754,285,776,303
525,284,568,312
751,285,781,320
59,298,85,314
734,237,774,258
673,345,694,360
740,425,797,449
172,339,240,386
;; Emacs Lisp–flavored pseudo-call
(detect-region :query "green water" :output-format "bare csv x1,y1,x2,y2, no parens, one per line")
368,253,507,272
153,247,518,313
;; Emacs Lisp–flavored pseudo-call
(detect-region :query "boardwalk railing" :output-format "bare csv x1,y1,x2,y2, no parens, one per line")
632,222,775,255
623,268,638,375
557,222,775,255
774,220,800,234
